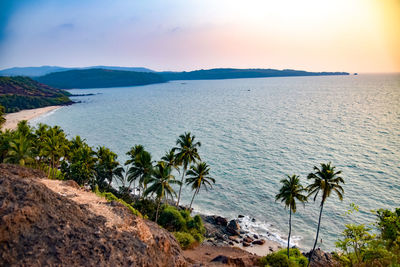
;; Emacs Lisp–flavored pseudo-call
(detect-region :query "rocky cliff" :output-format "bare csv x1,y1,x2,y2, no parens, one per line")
0,164,187,266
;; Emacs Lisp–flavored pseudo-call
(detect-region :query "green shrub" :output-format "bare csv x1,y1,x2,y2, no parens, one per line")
190,231,204,243
132,199,157,220
103,192,119,201
187,214,206,235
94,186,142,218
159,206,186,232
261,252,289,267
173,232,196,249
259,248,307,267
158,205,206,249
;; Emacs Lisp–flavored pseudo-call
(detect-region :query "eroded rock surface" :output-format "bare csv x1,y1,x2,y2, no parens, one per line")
0,164,187,267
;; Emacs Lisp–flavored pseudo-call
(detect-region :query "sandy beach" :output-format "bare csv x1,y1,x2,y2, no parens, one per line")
3,106,61,131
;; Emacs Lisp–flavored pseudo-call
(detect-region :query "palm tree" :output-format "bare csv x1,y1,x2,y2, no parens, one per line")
145,161,180,222
0,105,5,130
0,129,13,163
63,143,97,186
125,145,145,194
126,149,153,198
306,162,344,266
161,149,180,173
41,126,69,178
173,132,201,207
275,174,308,258
33,123,50,168
95,146,124,188
15,120,33,138
185,162,215,211
125,144,144,165
5,134,34,166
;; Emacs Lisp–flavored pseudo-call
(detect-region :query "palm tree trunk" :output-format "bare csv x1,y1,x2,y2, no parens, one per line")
155,199,161,223
127,180,133,194
308,203,324,267
189,187,199,211
48,161,51,178
108,174,112,188
176,167,186,207
52,158,55,179
288,209,292,258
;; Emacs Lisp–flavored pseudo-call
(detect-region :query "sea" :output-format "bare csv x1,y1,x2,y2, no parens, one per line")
32,74,400,251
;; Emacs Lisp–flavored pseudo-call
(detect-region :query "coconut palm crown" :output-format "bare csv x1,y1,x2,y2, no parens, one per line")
173,132,201,207
275,174,308,258
186,161,215,211
306,162,344,266
145,161,180,222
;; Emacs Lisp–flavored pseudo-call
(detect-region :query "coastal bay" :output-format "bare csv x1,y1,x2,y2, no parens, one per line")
33,74,400,251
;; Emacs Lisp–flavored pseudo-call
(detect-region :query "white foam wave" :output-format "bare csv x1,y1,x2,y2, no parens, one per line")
29,107,62,125
237,215,302,248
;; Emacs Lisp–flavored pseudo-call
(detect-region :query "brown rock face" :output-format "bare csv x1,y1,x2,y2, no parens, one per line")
304,249,340,267
226,220,241,236
0,164,187,267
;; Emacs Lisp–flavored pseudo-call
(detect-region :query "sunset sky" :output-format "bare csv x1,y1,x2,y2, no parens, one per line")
0,0,399,73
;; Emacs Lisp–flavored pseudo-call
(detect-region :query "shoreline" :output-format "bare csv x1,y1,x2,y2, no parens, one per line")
199,214,283,257
3,106,62,131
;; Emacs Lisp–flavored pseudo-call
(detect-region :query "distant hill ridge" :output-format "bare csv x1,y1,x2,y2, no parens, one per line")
0,65,154,77
2,66,349,89
35,68,166,89
159,68,349,80
0,76,72,112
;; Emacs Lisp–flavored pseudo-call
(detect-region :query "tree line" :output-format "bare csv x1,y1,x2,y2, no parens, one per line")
0,120,214,218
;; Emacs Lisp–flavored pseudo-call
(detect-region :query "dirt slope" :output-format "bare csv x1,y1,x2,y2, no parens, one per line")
0,164,186,266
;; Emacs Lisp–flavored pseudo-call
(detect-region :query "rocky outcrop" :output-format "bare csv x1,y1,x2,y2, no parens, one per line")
304,249,340,267
0,164,187,266
226,220,241,236
200,214,271,253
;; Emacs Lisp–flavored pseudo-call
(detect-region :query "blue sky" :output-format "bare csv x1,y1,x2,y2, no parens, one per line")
1,0,399,72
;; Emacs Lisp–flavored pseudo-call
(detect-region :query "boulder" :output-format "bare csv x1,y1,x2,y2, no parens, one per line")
252,239,266,245
226,219,241,235
242,242,251,247
211,255,246,266
228,235,239,243
243,236,254,243
304,248,340,267
214,216,228,226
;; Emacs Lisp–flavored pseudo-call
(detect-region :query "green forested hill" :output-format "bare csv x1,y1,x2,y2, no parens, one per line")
159,68,349,80
0,76,72,113
35,68,165,89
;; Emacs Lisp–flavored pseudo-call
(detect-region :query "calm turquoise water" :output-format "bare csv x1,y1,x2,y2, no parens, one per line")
32,74,400,251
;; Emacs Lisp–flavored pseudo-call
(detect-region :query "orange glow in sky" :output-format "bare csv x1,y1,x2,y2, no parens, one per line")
1,0,399,73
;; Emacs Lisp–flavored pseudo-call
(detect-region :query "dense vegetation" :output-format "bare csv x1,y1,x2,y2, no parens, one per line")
35,69,166,89
0,112,213,249
333,206,400,267
27,67,350,89
0,65,154,76
0,76,72,112
159,68,349,80
259,248,308,267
